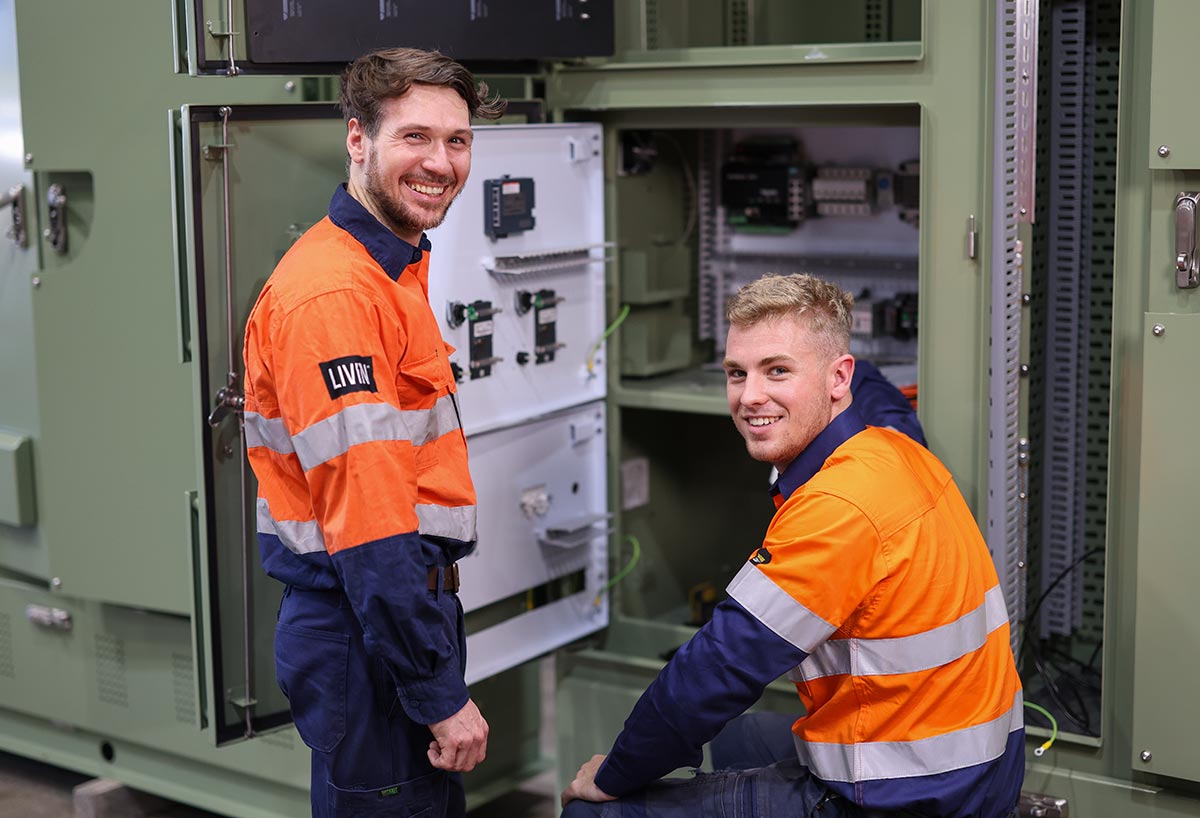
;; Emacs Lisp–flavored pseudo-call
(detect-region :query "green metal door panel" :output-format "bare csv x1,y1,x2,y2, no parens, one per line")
0,0,47,578
0,580,91,726
1131,311,1200,783
1148,0,1200,170
179,103,344,745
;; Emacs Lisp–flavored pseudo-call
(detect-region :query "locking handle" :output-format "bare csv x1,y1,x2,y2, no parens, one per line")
1174,192,1200,289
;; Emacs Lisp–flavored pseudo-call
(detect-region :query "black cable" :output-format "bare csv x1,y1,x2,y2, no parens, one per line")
1020,547,1104,733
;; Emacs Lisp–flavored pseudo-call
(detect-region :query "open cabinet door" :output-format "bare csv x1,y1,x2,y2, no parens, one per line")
178,102,345,744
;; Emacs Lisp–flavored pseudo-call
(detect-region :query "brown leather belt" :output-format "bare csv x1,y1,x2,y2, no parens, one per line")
427,563,460,592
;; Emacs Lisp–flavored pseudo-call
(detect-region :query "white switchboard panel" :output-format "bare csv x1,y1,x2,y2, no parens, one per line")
460,401,609,684
427,123,607,437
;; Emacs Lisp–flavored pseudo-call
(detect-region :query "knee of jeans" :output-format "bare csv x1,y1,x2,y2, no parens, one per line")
562,799,608,818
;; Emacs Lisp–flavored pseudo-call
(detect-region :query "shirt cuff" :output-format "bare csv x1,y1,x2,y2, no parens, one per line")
396,663,469,725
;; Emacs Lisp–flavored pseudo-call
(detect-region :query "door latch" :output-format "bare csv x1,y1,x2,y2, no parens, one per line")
1173,192,1200,288
0,184,28,248
44,183,67,255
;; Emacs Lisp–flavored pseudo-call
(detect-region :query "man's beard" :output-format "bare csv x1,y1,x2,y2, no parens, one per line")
364,151,459,239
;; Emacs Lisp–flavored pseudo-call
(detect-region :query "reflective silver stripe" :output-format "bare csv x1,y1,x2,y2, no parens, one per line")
416,503,477,542
257,498,327,555
244,412,294,454
795,689,1024,782
798,585,1011,680
292,396,460,472
726,562,836,653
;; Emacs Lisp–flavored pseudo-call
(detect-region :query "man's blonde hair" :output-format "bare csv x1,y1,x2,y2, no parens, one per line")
726,273,854,357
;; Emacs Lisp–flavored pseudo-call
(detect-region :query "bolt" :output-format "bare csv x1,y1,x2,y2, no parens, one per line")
284,80,296,93
1021,293,1031,306
1018,491,1027,500
24,153,33,165
1152,323,1166,337
1159,145,1171,158
1017,451,1029,464
1018,560,1026,569
1018,437,1029,451
1141,750,1153,763
50,577,62,590
1019,207,1028,216
1019,364,1030,376
31,276,41,288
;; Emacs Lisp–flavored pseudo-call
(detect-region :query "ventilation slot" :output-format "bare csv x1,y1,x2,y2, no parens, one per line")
95,634,128,708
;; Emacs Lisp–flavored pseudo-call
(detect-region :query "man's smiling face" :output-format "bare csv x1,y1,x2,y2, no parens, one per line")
348,83,472,244
723,315,851,472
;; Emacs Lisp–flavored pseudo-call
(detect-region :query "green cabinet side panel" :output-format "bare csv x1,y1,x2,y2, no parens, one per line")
1148,0,1200,171
1131,312,1200,784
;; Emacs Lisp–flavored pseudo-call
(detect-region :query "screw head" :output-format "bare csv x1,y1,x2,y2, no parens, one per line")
284,80,296,93
1021,293,1031,305
50,577,62,589
1153,323,1167,337
31,276,41,288
1159,145,1171,158
1019,207,1028,216
1141,750,1153,762
1019,364,1030,376
24,153,33,165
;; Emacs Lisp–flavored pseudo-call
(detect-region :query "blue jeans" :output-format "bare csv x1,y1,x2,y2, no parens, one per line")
276,586,466,818
561,713,860,818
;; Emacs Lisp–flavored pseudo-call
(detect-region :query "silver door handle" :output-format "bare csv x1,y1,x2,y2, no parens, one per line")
1174,192,1200,288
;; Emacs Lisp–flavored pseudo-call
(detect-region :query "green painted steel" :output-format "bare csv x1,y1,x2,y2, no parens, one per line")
1131,312,1200,783
0,0,47,580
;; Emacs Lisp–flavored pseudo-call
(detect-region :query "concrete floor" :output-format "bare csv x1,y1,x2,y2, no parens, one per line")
0,750,559,817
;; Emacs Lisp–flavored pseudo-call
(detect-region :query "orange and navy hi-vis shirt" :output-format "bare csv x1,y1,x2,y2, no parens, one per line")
595,406,1024,817
242,185,477,725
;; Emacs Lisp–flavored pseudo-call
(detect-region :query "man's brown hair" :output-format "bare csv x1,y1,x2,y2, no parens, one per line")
339,47,507,135
726,273,854,358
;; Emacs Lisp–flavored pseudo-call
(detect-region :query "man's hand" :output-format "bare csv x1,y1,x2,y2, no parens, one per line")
428,698,488,772
561,754,617,807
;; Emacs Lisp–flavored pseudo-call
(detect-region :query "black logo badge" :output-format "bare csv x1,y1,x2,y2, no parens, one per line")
750,547,772,565
319,355,377,400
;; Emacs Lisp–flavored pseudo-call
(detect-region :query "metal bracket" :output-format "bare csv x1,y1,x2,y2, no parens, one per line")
1018,792,1069,818
44,184,67,255
0,184,28,248
1014,0,1040,222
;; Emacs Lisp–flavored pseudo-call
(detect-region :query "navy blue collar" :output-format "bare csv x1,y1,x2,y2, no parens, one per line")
771,405,867,501
327,184,431,281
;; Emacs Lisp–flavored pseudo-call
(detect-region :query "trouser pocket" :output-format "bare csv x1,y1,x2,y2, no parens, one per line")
275,621,349,754
328,769,446,817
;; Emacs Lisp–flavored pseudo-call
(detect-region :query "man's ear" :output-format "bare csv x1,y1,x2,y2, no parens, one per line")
346,118,366,166
830,354,855,402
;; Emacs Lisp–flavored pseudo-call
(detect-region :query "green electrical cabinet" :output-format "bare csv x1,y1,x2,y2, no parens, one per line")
3,0,1200,816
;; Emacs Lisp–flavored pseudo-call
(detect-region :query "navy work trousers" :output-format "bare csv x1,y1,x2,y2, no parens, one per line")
275,586,466,818
561,712,863,818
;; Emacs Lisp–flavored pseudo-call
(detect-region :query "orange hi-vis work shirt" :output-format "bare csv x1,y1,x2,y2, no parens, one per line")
595,407,1023,817
730,411,1024,812
243,185,476,725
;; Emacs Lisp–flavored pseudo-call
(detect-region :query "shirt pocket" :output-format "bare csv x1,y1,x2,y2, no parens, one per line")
397,349,457,474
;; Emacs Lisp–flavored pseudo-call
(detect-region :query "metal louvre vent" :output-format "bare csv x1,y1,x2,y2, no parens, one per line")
988,0,1029,656
865,0,886,41
0,613,13,679
95,634,129,708
644,0,659,50
727,0,750,46
172,652,196,724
